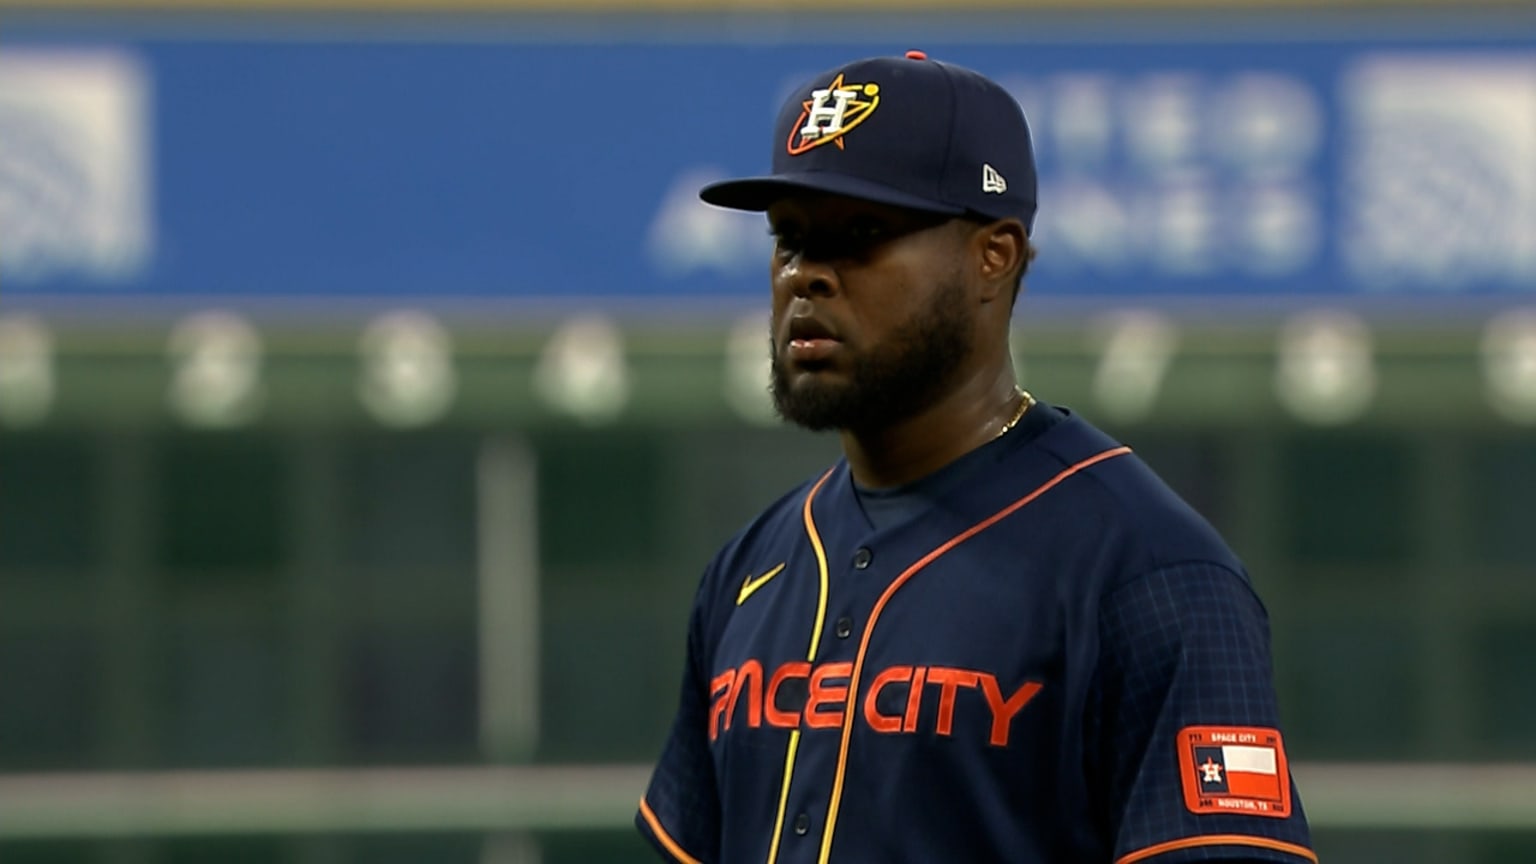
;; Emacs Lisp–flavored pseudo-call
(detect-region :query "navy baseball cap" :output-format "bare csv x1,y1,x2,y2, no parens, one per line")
700,50,1038,234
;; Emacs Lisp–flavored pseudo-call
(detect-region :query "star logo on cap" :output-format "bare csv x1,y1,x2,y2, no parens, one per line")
787,73,880,156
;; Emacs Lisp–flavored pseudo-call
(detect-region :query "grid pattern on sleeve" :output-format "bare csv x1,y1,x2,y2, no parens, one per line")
1094,561,1313,863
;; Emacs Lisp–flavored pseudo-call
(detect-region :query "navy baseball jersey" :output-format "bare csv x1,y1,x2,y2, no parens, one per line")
638,403,1314,864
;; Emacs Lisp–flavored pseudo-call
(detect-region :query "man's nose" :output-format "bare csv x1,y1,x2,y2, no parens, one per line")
776,253,839,299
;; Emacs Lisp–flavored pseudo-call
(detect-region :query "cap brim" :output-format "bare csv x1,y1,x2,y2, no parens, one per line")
699,172,966,216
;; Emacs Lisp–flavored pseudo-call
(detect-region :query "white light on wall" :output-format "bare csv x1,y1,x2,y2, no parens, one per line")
723,314,776,426
533,316,629,426
358,310,457,428
0,315,55,427
1090,310,1179,424
1275,310,1376,426
1482,308,1536,424
167,311,263,429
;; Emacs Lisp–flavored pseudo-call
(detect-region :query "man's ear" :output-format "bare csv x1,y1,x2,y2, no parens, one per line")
973,219,1028,303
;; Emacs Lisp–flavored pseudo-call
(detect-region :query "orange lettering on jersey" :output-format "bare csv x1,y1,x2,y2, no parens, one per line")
978,675,1043,747
709,669,735,741
765,661,811,728
726,659,764,730
862,665,912,733
902,666,928,733
926,667,982,737
710,659,1044,745
805,662,853,729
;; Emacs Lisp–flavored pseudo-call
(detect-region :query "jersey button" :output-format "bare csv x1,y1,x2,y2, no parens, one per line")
853,547,873,569
794,813,810,835
835,617,853,639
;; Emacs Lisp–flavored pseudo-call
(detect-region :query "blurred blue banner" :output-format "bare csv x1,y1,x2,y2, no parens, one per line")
3,17,1535,309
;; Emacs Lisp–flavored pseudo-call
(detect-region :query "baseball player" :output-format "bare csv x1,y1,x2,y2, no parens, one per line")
637,51,1314,864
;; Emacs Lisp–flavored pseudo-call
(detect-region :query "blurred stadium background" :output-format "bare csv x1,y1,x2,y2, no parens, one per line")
2,0,1535,862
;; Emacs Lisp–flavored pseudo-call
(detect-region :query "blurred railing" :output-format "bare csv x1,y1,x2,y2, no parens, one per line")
2,762,1536,837
3,0,1517,8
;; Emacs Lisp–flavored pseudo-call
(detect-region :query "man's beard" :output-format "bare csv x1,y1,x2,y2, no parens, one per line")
770,278,974,433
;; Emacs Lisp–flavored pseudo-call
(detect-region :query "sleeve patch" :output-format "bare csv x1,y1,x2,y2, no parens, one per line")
1178,725,1292,819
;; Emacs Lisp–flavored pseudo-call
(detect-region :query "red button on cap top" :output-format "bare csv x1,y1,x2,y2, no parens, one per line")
905,50,927,60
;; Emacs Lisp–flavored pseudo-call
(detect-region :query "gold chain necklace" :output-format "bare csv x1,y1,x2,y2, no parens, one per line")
996,388,1036,438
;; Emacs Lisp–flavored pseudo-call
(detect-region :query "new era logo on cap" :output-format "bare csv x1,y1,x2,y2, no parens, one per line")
699,51,1039,234
982,163,1007,194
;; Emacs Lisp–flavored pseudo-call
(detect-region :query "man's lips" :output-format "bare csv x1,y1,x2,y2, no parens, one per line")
786,337,840,363
782,316,842,364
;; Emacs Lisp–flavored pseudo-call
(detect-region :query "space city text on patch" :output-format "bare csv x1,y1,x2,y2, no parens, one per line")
709,660,1044,747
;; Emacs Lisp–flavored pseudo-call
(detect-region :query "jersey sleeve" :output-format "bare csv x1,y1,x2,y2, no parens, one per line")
1088,561,1315,864
637,595,720,864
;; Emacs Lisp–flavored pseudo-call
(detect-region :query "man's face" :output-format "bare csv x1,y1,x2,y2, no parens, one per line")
766,194,978,433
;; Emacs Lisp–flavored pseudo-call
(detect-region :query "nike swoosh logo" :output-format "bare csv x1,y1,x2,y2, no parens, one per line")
736,563,786,606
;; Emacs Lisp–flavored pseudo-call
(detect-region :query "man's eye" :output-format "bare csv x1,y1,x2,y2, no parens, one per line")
849,222,885,243
770,227,803,251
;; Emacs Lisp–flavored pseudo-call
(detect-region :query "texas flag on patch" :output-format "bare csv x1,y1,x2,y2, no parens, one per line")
1178,726,1292,819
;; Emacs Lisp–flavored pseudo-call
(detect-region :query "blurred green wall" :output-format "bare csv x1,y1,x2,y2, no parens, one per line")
2,318,1534,862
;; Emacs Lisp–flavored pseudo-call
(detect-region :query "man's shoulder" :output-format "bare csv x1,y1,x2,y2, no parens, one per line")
1028,408,1243,575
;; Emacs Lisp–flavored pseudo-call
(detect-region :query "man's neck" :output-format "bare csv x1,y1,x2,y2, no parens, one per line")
840,368,1022,489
